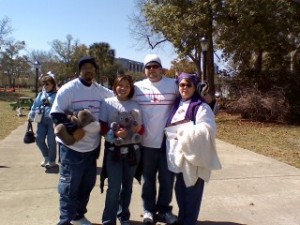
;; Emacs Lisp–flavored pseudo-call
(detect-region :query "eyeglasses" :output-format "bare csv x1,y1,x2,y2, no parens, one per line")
179,83,193,88
43,82,51,86
145,65,160,70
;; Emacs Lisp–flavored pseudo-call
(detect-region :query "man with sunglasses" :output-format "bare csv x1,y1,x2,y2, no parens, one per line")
133,54,178,224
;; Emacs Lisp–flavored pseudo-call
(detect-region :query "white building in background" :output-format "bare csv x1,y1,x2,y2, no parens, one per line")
116,58,144,73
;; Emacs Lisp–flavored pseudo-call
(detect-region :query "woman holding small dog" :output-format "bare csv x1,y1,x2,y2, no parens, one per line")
99,74,144,225
28,75,57,169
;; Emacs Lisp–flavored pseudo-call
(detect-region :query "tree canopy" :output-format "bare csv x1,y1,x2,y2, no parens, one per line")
131,0,300,93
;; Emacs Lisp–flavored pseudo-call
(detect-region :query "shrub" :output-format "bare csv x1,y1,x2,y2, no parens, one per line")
228,87,290,122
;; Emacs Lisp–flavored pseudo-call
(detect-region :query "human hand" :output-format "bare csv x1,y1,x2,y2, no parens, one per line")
131,124,141,133
73,128,85,141
115,128,127,138
202,93,213,104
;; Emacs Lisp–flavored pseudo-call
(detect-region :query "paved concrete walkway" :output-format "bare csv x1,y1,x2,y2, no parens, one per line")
0,122,299,225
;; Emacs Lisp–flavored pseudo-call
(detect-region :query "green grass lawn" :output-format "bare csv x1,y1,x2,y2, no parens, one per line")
216,112,300,168
0,90,34,140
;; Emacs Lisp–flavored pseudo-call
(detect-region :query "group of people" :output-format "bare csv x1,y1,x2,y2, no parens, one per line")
29,54,221,225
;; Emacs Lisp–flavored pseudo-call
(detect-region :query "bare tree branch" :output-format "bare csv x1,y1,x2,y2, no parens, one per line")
0,17,13,48
146,35,167,49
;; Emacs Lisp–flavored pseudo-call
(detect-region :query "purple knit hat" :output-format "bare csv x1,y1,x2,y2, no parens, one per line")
177,72,200,87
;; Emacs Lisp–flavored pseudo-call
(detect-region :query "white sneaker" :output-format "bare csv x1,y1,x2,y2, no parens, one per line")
159,211,177,224
71,216,92,225
143,211,153,224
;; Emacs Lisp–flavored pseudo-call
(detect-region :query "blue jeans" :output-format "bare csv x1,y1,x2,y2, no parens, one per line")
102,147,141,225
141,146,175,214
58,144,99,225
175,173,204,225
35,117,57,162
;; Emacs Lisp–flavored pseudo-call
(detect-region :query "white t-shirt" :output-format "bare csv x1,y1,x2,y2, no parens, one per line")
50,78,114,152
99,96,142,144
133,77,178,148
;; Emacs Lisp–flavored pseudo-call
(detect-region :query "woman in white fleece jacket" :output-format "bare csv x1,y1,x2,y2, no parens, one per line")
165,72,222,225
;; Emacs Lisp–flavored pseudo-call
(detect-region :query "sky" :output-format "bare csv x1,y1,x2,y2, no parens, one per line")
0,0,177,68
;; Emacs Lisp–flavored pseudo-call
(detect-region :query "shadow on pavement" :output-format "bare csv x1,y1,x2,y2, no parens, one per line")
97,166,103,175
201,221,246,225
92,221,245,225
0,165,10,168
92,222,158,225
45,165,59,174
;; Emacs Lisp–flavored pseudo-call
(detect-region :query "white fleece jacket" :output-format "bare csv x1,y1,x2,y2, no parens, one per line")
166,102,222,187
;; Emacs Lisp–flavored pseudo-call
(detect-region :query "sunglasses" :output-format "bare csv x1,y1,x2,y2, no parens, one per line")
179,83,193,88
145,65,160,70
43,82,51,86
